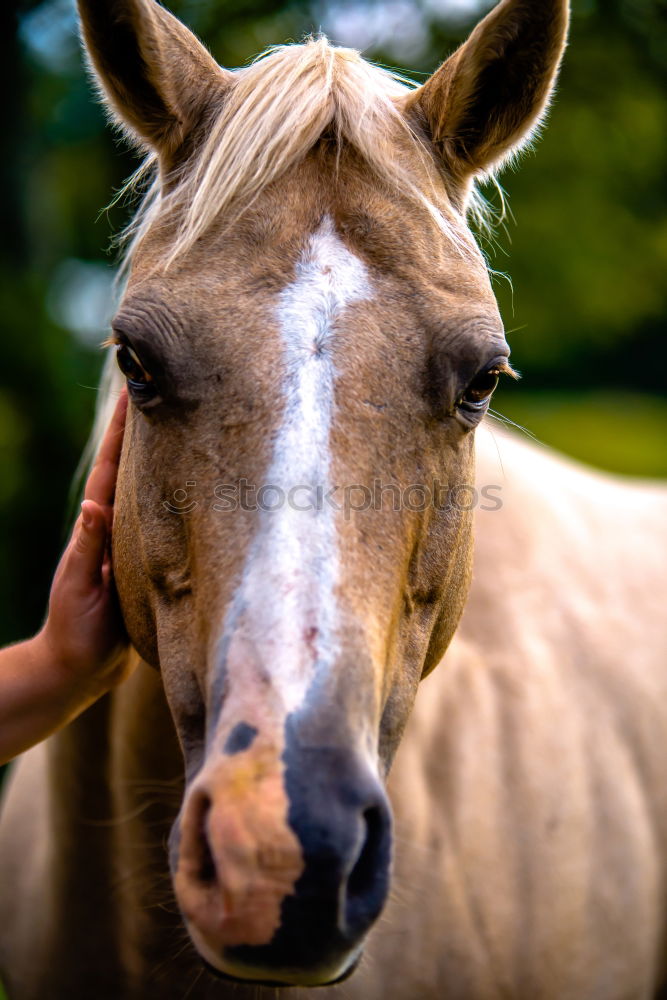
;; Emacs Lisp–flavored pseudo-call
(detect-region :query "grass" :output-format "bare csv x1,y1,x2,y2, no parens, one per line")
490,389,667,478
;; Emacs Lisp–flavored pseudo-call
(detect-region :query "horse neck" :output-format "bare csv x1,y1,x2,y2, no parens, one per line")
106,658,197,990
45,657,193,994
44,692,128,993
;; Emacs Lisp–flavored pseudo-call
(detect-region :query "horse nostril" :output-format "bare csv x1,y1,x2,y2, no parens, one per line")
347,808,381,900
191,790,216,885
344,804,390,936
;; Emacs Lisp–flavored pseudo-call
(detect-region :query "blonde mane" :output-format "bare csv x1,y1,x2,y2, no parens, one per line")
120,37,477,271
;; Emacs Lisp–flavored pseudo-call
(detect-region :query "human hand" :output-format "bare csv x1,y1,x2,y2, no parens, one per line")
37,389,131,697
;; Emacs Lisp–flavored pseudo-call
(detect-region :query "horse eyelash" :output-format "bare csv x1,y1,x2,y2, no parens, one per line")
497,360,520,380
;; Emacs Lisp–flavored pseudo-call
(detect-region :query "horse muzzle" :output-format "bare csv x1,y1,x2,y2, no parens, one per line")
172,738,392,986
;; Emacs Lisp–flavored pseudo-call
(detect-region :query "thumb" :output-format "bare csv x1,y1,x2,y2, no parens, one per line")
72,500,109,590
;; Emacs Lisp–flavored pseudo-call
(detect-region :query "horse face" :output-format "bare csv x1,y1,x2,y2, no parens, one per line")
80,0,567,986
112,166,503,981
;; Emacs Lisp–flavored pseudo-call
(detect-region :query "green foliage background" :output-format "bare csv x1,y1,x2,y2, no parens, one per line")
0,0,665,648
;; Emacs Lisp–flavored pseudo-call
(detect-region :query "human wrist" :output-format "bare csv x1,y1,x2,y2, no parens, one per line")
31,625,88,698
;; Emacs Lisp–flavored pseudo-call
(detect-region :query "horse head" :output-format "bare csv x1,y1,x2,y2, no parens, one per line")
78,0,568,985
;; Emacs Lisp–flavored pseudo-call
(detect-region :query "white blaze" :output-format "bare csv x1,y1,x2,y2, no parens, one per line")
223,217,371,715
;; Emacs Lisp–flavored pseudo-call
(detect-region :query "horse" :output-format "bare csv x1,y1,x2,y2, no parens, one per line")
2,0,667,995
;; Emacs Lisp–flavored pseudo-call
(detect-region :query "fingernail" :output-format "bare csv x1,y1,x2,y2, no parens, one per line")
81,503,93,528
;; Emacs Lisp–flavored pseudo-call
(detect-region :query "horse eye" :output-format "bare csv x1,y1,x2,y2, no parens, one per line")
459,366,500,409
116,344,154,395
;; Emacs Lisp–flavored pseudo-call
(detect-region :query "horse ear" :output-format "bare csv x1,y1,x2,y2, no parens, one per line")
406,0,569,189
77,0,232,157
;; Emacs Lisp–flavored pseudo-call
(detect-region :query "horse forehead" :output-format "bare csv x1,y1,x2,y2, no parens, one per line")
281,215,371,313
126,195,497,397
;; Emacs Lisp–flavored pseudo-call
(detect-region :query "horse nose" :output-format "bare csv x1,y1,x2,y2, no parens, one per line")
173,742,392,984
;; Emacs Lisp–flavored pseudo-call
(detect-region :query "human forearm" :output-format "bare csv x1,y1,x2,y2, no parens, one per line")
0,632,102,764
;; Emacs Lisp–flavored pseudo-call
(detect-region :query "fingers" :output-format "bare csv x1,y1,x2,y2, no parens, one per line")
72,500,109,591
84,388,128,508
